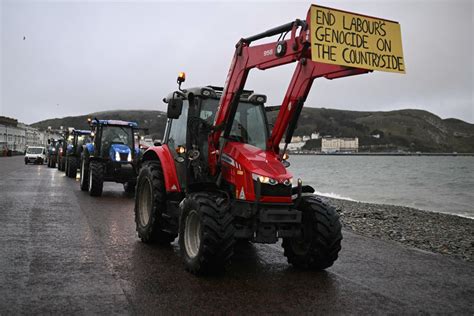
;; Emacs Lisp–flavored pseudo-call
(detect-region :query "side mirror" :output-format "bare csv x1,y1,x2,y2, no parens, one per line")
167,97,183,119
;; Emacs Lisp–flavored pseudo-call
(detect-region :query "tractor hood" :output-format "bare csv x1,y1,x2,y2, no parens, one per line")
222,142,292,182
109,144,132,162
66,144,74,154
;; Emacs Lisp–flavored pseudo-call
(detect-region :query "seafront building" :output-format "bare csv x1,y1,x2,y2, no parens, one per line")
0,116,61,155
280,133,359,153
321,137,359,153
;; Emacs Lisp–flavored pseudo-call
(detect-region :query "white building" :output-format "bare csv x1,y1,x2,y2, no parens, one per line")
0,116,61,154
290,136,302,143
311,132,320,139
286,142,306,151
0,117,27,153
321,137,359,153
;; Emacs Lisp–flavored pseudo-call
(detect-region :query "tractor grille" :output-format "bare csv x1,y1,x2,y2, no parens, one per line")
119,153,128,161
254,180,292,197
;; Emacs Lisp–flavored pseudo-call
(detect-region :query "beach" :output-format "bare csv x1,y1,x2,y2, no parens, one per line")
322,197,474,262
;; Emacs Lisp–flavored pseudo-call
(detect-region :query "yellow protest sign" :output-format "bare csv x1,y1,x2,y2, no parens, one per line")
310,5,405,73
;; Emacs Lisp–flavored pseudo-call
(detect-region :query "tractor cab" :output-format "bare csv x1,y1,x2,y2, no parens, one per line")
64,129,92,178
67,129,92,157
163,85,288,198
46,138,59,168
88,119,138,162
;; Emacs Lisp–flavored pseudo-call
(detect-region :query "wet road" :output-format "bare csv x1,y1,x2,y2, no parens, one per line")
1,156,473,314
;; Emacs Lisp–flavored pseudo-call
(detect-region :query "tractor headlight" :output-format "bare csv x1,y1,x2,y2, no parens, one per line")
283,178,293,186
127,152,132,162
252,173,278,185
115,151,121,161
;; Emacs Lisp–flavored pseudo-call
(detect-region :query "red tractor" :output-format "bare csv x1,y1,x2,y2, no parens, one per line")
135,10,372,274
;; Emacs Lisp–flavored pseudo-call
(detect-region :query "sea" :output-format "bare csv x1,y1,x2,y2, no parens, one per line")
289,155,474,219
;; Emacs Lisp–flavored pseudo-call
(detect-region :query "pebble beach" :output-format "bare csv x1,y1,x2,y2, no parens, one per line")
322,197,474,262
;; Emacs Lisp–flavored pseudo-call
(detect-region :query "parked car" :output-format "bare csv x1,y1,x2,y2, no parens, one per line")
25,146,46,164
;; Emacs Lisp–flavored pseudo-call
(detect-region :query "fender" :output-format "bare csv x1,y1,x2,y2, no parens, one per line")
142,144,181,193
66,144,74,155
85,143,94,155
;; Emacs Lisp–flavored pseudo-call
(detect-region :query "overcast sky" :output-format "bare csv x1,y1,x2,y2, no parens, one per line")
1,0,473,124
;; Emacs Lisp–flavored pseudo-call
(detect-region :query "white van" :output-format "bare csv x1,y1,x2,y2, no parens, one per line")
25,146,46,164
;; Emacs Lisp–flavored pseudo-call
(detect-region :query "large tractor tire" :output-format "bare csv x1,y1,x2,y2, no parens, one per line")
179,192,235,275
282,196,342,270
67,157,79,178
124,182,136,194
135,161,177,244
88,161,104,197
79,157,90,191
60,157,66,172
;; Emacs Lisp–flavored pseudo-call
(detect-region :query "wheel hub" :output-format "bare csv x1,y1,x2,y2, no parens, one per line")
184,210,201,258
138,179,152,227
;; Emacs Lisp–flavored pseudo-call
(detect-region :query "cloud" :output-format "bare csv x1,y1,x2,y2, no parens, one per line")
1,0,473,124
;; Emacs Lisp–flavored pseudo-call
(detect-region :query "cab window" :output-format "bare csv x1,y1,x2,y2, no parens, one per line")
167,101,189,149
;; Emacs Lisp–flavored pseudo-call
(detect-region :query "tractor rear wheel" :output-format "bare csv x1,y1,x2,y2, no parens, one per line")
89,161,104,197
282,196,342,270
135,161,176,244
67,157,78,178
80,157,89,191
179,192,235,275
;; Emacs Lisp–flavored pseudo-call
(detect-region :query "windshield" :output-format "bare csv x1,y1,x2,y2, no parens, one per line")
201,99,268,149
229,102,268,149
101,126,133,146
26,147,43,154
77,135,91,146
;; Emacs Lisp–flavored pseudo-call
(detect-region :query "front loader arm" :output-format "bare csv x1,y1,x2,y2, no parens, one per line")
208,10,370,175
208,19,309,175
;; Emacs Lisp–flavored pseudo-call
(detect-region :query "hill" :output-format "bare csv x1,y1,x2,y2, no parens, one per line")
280,108,474,152
32,108,474,153
31,110,167,140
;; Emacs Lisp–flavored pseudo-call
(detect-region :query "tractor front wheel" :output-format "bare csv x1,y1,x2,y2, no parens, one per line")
80,157,89,191
67,157,78,178
179,192,235,275
282,196,342,270
135,161,176,244
60,157,66,171
89,161,104,197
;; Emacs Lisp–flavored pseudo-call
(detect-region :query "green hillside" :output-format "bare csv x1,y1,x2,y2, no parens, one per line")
31,110,167,140
286,108,474,152
32,108,474,153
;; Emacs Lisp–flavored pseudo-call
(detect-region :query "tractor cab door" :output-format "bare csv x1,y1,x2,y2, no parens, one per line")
164,100,189,190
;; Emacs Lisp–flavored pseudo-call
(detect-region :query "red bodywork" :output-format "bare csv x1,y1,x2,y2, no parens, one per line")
144,144,181,193
221,142,292,203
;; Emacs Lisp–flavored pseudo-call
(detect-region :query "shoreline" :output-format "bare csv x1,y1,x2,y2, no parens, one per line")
291,152,474,156
320,196,474,262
